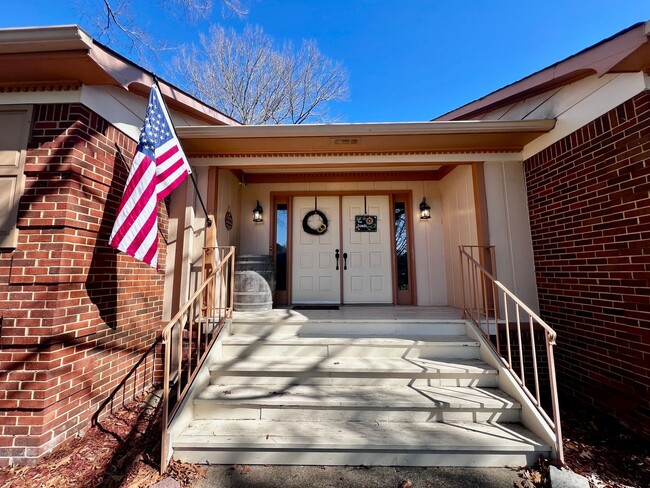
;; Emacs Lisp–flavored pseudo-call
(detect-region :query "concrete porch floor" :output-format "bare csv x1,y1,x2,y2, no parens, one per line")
232,306,464,323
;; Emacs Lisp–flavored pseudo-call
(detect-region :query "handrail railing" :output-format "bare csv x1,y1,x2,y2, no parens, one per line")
459,245,563,463
160,245,235,473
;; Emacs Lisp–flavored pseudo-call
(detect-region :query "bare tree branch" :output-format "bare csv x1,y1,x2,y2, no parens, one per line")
174,24,349,124
84,0,251,63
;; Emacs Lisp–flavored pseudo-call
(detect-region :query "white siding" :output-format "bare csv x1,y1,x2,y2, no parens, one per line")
466,71,648,160
215,169,242,249
439,165,478,308
484,162,539,313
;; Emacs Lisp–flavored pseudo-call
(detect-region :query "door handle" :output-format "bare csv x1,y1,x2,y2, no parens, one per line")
335,249,340,270
343,252,348,270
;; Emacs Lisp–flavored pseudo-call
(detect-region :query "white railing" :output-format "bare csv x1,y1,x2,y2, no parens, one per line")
459,245,564,463
160,245,235,473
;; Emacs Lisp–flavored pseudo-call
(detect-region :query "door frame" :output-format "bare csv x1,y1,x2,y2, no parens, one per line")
270,190,417,306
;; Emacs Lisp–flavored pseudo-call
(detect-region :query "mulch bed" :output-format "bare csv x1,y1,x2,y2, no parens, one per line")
0,396,648,487
560,407,649,488
515,407,650,488
0,391,204,488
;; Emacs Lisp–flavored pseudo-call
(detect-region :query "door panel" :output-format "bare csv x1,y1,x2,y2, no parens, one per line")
291,196,340,304
342,195,393,304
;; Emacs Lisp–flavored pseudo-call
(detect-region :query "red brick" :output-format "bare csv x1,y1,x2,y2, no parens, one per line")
0,103,166,465
524,90,650,438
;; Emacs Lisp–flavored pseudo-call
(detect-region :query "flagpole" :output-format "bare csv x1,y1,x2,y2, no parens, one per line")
152,75,213,228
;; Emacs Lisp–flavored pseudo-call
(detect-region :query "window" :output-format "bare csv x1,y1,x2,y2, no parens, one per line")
394,201,409,291
275,203,288,292
0,106,32,249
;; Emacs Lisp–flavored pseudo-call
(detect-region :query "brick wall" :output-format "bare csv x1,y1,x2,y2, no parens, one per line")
524,91,650,435
0,104,168,465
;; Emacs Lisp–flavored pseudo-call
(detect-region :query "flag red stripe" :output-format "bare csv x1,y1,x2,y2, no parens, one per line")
141,236,159,266
110,158,156,249
113,153,150,218
157,156,188,199
157,145,179,170
109,84,191,269
125,205,158,256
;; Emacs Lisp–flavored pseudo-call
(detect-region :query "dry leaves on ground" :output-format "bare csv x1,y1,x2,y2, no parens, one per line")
514,407,649,488
0,391,205,488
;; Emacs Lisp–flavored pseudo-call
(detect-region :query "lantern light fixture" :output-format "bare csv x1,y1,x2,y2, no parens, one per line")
252,200,264,223
419,196,431,220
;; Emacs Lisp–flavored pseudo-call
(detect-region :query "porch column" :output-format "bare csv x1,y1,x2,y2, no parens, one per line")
483,161,540,313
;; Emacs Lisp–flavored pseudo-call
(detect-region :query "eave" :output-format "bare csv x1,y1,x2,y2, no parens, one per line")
177,119,556,157
437,20,650,121
0,25,238,126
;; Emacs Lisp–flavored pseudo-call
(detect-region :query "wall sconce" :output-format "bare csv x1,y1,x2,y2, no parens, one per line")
252,200,264,223
419,196,431,220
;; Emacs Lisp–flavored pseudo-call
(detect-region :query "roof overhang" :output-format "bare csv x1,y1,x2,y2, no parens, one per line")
0,25,237,126
438,20,650,120
177,119,556,156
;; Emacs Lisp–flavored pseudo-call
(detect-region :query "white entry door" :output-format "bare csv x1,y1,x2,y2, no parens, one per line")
291,195,393,304
291,196,341,304
341,195,393,304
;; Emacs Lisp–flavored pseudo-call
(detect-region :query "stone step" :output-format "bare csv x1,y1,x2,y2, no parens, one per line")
229,319,468,338
220,335,480,359
209,356,498,387
173,419,549,467
194,385,520,423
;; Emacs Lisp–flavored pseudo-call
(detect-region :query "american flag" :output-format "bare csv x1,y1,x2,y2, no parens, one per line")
109,84,191,269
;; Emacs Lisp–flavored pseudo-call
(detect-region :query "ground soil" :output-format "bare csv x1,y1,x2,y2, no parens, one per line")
0,391,203,488
0,396,647,487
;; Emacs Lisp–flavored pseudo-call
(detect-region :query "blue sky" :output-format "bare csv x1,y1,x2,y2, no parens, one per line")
1,1,647,122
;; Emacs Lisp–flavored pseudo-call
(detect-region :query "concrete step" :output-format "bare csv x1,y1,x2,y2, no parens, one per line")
209,356,498,387
220,335,480,359
172,419,550,467
230,319,468,338
194,384,520,423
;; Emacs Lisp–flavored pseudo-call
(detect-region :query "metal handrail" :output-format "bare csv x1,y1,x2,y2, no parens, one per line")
160,245,235,473
459,245,564,463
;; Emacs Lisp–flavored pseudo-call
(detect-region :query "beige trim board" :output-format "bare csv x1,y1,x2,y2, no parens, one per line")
189,152,524,168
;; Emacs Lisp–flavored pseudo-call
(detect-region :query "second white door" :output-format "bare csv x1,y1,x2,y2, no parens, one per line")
341,195,392,304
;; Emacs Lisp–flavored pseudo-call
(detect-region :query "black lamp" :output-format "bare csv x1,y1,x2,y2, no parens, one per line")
252,200,264,223
419,197,431,220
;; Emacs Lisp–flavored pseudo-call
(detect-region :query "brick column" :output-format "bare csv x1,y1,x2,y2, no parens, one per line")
0,104,168,464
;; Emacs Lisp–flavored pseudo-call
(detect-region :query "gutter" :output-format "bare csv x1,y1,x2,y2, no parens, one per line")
177,119,557,139
0,24,92,53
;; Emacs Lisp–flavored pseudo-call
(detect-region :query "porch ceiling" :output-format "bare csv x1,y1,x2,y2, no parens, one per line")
176,119,556,157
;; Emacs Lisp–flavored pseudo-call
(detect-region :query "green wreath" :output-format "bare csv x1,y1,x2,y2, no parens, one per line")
302,210,328,235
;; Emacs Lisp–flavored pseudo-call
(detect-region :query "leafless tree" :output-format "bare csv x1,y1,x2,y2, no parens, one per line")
85,0,250,61
175,25,349,124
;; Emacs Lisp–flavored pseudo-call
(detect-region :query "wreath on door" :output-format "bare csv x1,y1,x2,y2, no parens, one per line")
302,209,329,235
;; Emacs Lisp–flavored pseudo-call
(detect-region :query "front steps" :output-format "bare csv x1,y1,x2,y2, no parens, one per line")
172,315,550,467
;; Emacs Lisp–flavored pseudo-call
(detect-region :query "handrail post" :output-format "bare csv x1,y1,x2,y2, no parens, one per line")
161,327,171,472
459,247,466,318
458,245,563,463
547,338,564,463
229,246,235,318
159,246,236,474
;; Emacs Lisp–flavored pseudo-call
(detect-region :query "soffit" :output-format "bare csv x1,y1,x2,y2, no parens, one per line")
0,25,238,126
0,50,116,88
177,119,556,156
